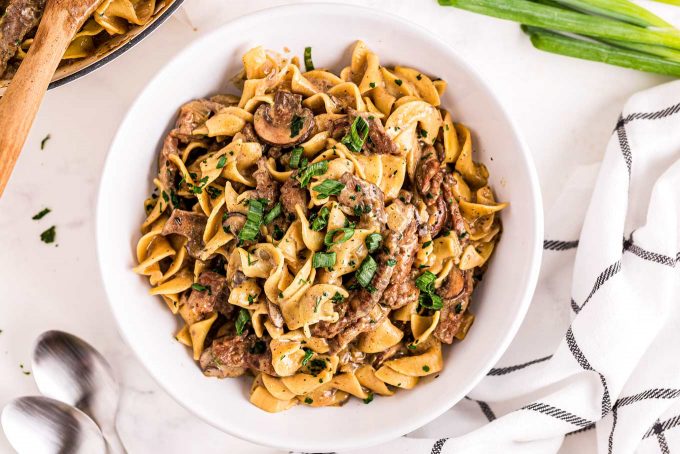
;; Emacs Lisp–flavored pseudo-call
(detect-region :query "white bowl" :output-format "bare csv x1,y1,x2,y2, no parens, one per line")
97,4,543,451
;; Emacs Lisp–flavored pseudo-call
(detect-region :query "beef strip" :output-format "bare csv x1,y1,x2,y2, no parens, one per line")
442,173,468,240
159,135,180,193
328,305,388,353
337,173,386,229
280,174,308,216
0,0,46,76
161,209,207,259
233,122,260,144
186,271,233,320
415,146,443,207
310,300,350,339
172,99,224,143
382,202,419,310
370,342,408,369
253,157,279,208
200,334,277,378
430,195,448,237
434,267,473,344
317,199,414,352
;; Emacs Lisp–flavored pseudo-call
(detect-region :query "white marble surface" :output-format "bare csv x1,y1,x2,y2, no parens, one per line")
0,0,673,452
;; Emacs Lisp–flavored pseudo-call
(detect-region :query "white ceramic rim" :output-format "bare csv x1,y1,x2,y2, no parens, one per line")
96,3,544,451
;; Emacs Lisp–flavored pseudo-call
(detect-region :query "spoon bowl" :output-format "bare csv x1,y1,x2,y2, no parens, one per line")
32,330,124,453
1,396,106,454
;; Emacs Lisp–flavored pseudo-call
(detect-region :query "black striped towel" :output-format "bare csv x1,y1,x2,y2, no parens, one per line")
354,81,680,454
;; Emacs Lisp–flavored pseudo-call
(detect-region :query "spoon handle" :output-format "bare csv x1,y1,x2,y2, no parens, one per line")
0,4,80,197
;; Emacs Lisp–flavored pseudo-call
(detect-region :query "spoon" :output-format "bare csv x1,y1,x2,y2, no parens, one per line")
0,0,103,197
32,330,125,453
1,396,106,453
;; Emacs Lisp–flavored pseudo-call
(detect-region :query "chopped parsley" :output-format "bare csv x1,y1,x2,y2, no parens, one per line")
32,208,51,220
301,348,314,366
395,79,403,86
40,226,56,244
369,82,376,88
304,397,314,404
422,365,430,372
216,155,227,169
386,259,397,267
363,392,375,404
40,134,51,150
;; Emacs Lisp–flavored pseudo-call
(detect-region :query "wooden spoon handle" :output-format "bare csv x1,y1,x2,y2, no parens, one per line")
0,6,79,197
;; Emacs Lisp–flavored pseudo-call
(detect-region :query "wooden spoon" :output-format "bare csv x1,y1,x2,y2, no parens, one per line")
0,0,103,197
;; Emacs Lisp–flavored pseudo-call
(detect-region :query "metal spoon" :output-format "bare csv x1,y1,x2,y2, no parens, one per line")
32,331,126,453
1,396,106,453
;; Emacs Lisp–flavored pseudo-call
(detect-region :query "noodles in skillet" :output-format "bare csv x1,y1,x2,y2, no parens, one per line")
134,41,507,412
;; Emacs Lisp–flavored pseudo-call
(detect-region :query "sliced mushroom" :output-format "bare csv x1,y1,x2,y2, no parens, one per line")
222,212,247,236
253,90,314,147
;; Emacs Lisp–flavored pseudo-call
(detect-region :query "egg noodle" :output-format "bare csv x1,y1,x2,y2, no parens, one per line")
134,41,507,412
13,0,157,63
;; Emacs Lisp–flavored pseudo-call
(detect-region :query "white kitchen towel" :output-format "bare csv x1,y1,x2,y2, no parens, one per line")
348,81,680,454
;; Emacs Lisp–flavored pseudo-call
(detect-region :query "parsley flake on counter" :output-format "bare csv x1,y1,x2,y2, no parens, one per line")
40,226,56,244
40,134,51,150
32,208,51,220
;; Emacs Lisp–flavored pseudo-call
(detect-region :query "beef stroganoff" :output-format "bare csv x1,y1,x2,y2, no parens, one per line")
134,41,507,412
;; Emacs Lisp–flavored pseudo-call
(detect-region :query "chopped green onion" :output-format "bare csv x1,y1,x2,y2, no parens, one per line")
415,271,437,292
313,179,345,199
416,271,443,310
386,259,397,267
524,26,680,77
313,251,337,268
341,116,370,152
551,0,673,29
239,199,264,241
311,206,330,231
301,348,314,366
438,0,680,50
419,292,443,310
356,256,378,288
263,202,282,225
297,160,329,187
290,147,303,169
235,308,250,335
191,283,209,292
304,46,315,71
324,228,355,247
365,233,382,253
